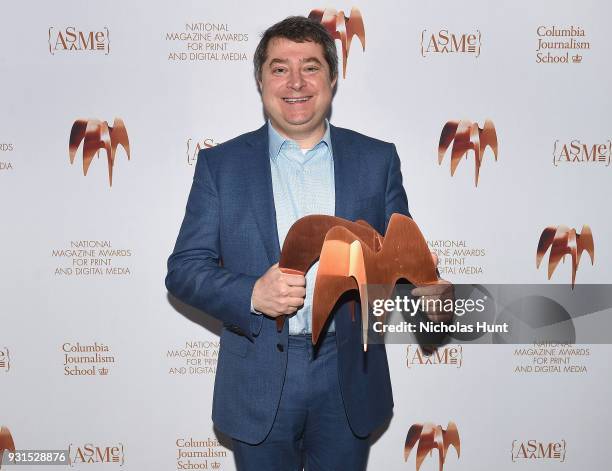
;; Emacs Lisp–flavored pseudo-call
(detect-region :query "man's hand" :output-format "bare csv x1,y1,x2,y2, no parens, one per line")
411,253,454,323
252,263,306,318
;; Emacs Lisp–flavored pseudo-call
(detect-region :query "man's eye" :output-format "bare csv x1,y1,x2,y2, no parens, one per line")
305,66,319,72
272,68,286,74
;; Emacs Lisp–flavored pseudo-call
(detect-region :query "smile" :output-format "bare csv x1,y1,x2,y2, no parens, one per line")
283,97,312,103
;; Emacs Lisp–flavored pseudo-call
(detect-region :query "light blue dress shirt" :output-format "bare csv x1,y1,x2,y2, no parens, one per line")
267,121,336,335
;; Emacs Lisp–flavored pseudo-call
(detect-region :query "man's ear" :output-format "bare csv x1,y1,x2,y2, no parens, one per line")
331,75,338,89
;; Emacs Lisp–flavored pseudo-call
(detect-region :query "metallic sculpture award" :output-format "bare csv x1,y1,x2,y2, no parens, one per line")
278,213,439,350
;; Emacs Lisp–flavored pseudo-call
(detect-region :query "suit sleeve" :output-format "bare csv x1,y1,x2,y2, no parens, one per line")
165,149,259,339
384,144,411,229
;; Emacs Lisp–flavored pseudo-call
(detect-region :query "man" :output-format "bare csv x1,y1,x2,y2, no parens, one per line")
166,16,450,471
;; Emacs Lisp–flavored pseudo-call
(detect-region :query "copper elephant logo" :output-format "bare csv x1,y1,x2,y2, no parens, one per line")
0,426,16,469
536,225,594,287
308,7,365,78
69,118,130,186
438,119,498,186
404,422,460,471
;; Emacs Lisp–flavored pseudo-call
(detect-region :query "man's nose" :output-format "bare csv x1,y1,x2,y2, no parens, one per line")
287,69,305,90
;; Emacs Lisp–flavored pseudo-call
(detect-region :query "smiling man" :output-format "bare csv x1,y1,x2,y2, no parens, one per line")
166,16,447,471
258,36,336,149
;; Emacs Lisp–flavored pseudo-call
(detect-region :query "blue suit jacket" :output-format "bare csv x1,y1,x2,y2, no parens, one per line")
166,123,410,444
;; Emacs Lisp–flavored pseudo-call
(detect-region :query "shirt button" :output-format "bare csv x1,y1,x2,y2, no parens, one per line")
276,343,284,352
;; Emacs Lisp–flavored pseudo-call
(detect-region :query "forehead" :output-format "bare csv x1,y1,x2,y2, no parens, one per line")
265,37,326,62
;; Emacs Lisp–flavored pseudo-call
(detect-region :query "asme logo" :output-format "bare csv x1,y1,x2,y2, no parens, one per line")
69,443,124,466
406,345,462,368
421,29,481,57
49,27,110,55
49,26,110,55
511,440,566,462
553,139,610,166
0,348,9,372
187,138,218,166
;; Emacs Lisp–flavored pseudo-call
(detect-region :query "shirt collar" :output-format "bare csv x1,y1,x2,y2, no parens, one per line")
268,119,332,161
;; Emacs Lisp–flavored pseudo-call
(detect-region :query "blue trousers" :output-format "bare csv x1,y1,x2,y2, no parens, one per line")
232,333,370,471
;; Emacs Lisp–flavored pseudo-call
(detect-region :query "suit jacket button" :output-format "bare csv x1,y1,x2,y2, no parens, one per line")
276,343,284,352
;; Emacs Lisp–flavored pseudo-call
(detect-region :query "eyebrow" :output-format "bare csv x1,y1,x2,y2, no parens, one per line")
268,57,324,67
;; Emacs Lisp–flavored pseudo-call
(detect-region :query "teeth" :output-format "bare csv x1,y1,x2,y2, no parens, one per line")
284,97,310,103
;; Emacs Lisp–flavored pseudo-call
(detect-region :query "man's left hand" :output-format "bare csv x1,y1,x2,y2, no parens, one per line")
411,253,454,323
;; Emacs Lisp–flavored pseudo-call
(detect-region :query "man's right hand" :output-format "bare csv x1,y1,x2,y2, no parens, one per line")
251,263,306,318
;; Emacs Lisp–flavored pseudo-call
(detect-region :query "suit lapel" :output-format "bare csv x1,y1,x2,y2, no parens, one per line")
331,125,358,220
245,123,358,265
246,124,281,264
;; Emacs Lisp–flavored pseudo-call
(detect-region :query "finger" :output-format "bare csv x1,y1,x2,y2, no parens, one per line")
287,286,306,298
420,302,452,317
412,283,452,297
418,296,447,304
285,296,305,308
427,313,453,323
278,305,298,316
283,274,306,287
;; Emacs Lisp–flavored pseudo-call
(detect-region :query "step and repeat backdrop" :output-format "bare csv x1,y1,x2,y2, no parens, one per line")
1,0,611,469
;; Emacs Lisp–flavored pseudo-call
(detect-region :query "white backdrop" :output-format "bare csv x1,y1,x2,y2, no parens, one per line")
1,0,610,469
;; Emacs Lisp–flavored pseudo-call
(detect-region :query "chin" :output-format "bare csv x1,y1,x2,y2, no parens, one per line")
287,118,314,127
277,118,310,128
